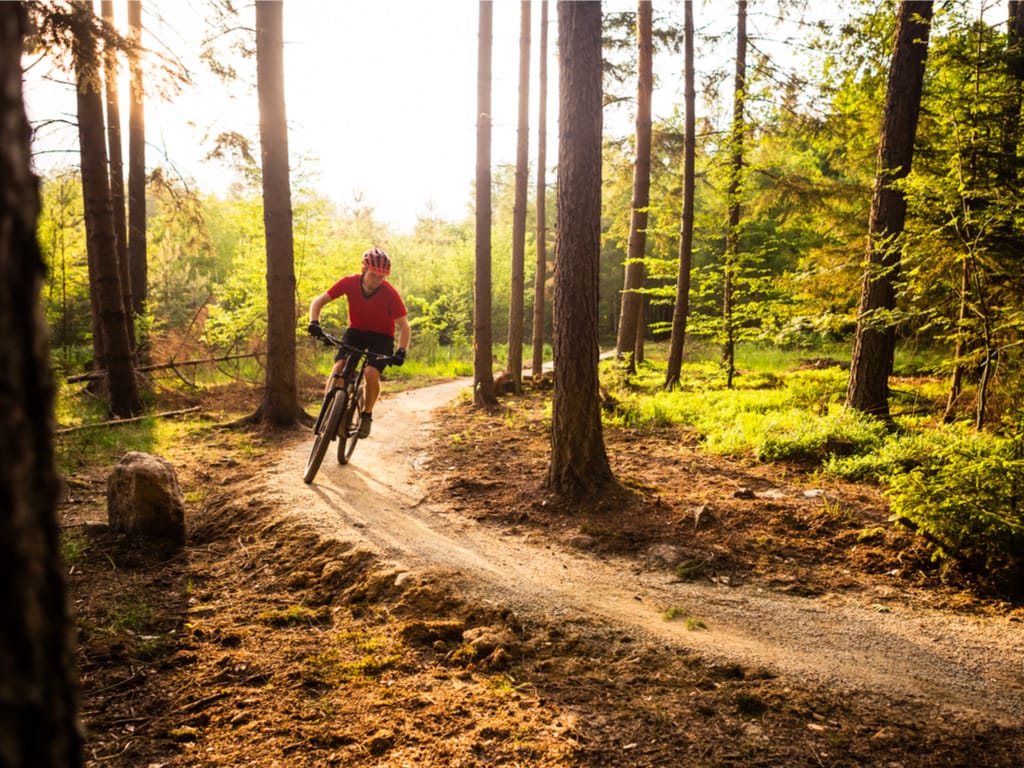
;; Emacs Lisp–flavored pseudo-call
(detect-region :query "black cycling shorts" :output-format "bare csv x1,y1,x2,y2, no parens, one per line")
335,328,395,372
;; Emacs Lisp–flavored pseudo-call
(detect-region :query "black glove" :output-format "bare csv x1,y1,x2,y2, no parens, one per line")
307,320,326,339
391,347,406,366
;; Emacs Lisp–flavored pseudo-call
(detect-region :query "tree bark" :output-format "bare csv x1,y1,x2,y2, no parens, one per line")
474,0,497,405
101,0,134,352
723,0,747,389
255,0,300,427
665,0,695,389
507,0,531,395
547,0,613,495
846,1,933,418
1002,0,1024,184
943,256,970,422
531,0,550,378
614,1,653,374
0,5,82,764
127,0,147,332
73,1,142,417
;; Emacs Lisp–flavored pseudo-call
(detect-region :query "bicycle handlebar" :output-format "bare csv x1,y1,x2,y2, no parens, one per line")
315,331,403,366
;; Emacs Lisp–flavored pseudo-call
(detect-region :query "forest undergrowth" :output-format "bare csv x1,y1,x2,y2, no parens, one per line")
54,372,1024,767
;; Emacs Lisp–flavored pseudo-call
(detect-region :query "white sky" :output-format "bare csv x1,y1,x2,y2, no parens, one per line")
21,1,799,231
24,1,567,231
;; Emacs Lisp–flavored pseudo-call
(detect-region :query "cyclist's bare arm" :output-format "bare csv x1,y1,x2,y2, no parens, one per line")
395,314,411,352
309,292,333,323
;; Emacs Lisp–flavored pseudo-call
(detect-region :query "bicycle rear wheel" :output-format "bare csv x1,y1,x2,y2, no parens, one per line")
303,389,345,483
337,380,365,465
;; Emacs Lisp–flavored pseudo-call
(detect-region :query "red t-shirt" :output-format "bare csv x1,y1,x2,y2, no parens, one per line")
327,274,407,337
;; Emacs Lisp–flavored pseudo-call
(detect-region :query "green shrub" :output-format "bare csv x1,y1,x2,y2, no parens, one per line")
885,430,1024,589
754,406,887,463
823,426,954,482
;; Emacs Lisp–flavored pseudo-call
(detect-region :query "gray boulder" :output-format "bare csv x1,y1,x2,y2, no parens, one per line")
107,452,186,545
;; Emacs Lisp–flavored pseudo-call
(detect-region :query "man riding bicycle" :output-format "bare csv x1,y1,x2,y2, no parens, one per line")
306,247,411,438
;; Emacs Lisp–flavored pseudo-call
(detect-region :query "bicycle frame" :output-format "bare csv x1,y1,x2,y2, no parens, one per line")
303,332,393,484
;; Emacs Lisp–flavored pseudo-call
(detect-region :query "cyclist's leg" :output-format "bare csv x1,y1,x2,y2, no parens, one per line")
327,343,352,396
325,358,345,395
344,329,393,417
363,366,382,413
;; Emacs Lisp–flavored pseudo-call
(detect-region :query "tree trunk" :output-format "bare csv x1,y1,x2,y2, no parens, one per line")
614,0,653,374
531,0,549,379
547,0,613,495
127,0,147,334
846,1,933,419
1002,1,1024,184
723,0,747,389
665,0,695,389
474,0,497,405
507,0,531,395
73,1,142,417
942,256,970,422
0,5,82,764
255,0,300,427
101,0,134,352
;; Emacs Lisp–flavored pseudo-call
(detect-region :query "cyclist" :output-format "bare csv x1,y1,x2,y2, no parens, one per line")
306,247,411,438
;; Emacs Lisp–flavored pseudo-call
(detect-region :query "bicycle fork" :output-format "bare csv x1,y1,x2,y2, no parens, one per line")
313,376,345,436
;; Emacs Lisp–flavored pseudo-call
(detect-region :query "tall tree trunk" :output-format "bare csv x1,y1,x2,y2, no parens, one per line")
846,1,933,419
665,0,695,389
531,0,549,379
614,0,654,374
943,255,970,422
548,0,613,495
127,0,147,340
101,0,134,353
507,0,531,395
1002,1,1024,184
0,5,82,764
255,0,300,427
723,0,747,389
474,0,497,405
73,1,142,417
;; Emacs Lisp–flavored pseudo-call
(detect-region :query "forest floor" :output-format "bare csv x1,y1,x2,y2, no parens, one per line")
58,376,1024,767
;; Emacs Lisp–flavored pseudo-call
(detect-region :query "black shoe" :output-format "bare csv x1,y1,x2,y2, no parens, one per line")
357,413,373,438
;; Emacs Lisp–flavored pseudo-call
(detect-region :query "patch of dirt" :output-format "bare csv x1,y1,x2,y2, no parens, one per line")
60,379,1024,767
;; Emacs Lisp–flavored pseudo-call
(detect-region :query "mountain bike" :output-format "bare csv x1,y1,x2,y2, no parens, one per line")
303,333,397,484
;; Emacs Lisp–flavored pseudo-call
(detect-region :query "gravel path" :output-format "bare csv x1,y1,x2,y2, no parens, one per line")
266,379,1024,728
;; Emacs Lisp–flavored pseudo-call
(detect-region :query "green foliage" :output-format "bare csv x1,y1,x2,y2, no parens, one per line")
824,424,953,482
54,414,159,475
605,344,1024,590
886,428,1024,587
753,406,887,463
146,172,219,336
606,356,883,464
38,168,91,366
60,530,90,566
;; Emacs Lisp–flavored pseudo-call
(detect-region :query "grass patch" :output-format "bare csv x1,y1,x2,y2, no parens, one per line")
60,530,90,566
106,597,154,634
598,342,1024,593
258,604,331,627
302,629,400,687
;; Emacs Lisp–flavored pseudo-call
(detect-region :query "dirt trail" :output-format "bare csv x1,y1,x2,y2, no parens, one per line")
264,380,1024,729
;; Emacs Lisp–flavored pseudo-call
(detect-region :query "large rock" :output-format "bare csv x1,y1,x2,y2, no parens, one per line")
107,452,186,545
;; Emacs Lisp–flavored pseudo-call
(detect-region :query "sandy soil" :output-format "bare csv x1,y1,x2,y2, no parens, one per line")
275,379,1024,727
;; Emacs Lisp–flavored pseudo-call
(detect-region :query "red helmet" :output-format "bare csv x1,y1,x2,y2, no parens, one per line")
362,247,391,276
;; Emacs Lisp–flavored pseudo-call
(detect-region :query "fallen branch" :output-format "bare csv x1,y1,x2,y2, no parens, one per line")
66,352,264,383
55,406,201,435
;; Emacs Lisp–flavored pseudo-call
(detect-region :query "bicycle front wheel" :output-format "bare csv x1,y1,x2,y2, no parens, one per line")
303,389,345,483
337,380,365,465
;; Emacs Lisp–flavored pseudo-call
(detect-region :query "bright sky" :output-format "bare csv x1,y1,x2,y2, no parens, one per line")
22,1,794,232
24,1,564,231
